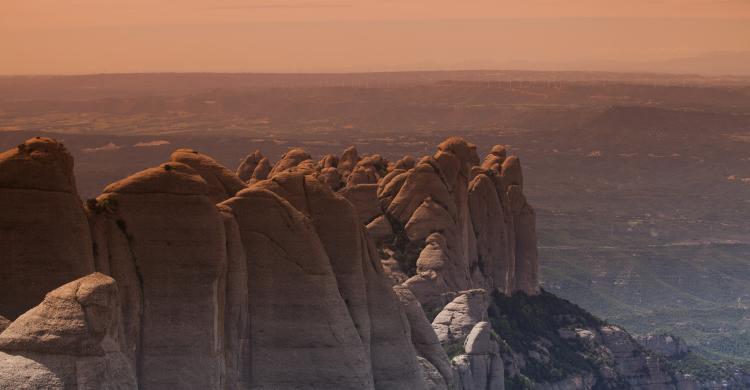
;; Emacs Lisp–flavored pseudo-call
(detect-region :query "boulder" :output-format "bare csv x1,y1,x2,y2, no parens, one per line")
432,289,489,343
0,273,137,390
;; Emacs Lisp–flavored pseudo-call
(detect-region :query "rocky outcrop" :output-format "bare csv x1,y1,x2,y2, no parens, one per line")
636,334,689,358
268,148,312,177
220,187,376,389
170,148,246,202
598,325,678,389
251,172,425,389
431,290,504,390
365,137,540,308
0,136,553,390
394,285,454,389
0,137,95,320
91,162,227,390
236,150,265,182
0,273,137,390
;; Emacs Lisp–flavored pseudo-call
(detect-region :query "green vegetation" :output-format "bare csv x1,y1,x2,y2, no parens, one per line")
381,214,425,276
504,374,534,390
442,338,466,359
487,289,606,383
667,352,750,384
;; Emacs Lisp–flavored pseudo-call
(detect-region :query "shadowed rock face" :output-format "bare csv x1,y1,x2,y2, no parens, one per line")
0,137,95,320
252,172,425,389
92,162,227,390
220,187,375,389
269,148,312,177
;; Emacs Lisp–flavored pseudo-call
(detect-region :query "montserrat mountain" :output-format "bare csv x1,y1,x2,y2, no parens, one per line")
0,136,692,389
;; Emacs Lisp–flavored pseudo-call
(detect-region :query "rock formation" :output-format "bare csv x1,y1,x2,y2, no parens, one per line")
170,148,246,202
0,137,95,320
0,136,591,390
91,161,228,390
635,334,689,358
0,273,137,390
235,150,265,182
431,290,505,390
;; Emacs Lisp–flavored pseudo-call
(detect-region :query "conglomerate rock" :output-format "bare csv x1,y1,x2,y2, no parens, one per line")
0,136,547,390
235,149,265,182
252,172,425,389
92,162,227,390
0,137,95,320
0,273,137,390
219,187,375,389
170,148,246,202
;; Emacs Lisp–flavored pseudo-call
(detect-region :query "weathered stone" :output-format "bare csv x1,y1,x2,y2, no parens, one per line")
236,150,264,182
340,183,382,224
0,273,137,390
432,289,489,343
394,285,454,388
636,334,689,358
0,137,95,320
95,162,226,390
418,356,448,390
317,166,343,191
269,148,312,177
367,215,393,242
171,148,246,202
220,187,374,389
252,157,271,181
339,146,360,172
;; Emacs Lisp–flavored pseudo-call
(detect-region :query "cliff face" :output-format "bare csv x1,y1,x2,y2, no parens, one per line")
0,136,677,390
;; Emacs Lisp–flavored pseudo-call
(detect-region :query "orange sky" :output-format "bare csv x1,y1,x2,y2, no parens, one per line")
2,0,749,74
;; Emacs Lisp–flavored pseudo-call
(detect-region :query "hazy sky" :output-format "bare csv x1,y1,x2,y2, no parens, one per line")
2,0,750,74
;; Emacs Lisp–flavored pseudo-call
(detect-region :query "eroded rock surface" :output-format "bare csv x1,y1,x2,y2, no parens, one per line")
92,162,227,390
0,136,549,390
0,137,95,320
0,273,137,390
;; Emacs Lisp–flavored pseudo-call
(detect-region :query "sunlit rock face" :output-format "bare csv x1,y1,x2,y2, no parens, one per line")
0,273,137,390
0,137,95,320
360,137,540,307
